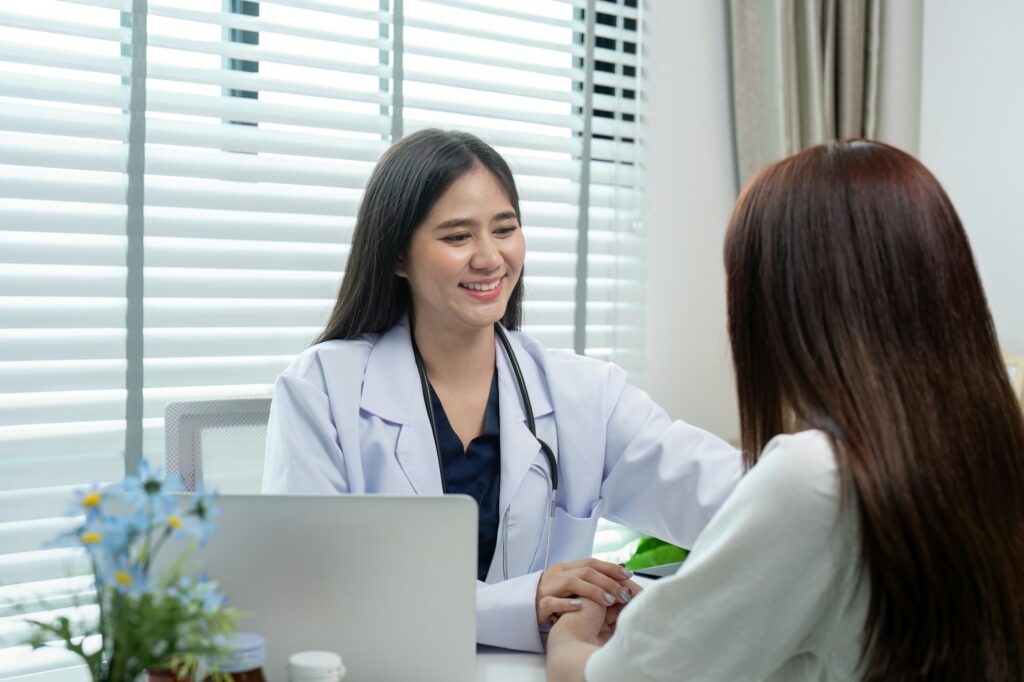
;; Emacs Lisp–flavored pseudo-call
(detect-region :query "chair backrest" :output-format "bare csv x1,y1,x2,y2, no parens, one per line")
165,397,272,493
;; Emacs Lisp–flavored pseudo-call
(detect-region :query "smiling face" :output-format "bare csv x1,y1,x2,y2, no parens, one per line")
397,164,525,334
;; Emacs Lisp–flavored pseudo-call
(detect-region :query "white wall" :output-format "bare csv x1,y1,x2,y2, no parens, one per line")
919,0,1024,354
643,0,1023,439
644,1,739,439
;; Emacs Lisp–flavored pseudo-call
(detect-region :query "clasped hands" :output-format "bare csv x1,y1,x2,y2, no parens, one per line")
535,558,642,636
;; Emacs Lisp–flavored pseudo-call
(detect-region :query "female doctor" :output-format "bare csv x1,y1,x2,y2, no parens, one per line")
262,129,741,652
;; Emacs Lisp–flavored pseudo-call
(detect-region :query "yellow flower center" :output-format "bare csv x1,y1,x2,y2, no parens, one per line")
82,492,102,508
80,531,102,544
114,571,134,586
167,516,183,529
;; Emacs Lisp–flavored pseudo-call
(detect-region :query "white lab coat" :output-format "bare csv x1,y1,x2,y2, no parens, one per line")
262,317,741,652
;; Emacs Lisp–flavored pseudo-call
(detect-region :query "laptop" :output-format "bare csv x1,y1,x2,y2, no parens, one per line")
170,495,477,682
632,560,684,579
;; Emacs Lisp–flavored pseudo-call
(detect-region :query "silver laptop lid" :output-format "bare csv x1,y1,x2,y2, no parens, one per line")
183,494,477,682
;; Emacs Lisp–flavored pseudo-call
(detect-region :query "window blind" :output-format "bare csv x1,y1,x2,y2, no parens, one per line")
0,1,647,676
137,0,391,471
402,0,585,351
581,0,645,383
0,1,127,675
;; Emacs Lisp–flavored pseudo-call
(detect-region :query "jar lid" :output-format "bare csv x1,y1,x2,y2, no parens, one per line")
215,632,266,672
288,672,342,682
288,650,344,675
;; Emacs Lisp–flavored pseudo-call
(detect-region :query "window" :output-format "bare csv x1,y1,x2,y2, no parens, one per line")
0,0,644,675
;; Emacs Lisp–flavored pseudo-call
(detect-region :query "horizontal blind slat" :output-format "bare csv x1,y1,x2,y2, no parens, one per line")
145,90,389,134
403,95,578,130
147,32,390,77
254,0,391,24
148,4,389,50
403,43,583,80
404,121,579,154
0,356,299,394
403,69,581,105
0,9,129,44
143,178,361,215
146,208,353,242
0,73,128,110
147,66,388,108
404,16,583,57
414,0,580,30
0,41,129,78
0,103,127,142
146,148,374,188
148,118,390,160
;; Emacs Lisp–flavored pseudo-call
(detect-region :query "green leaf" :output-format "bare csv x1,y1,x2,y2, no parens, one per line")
625,537,689,570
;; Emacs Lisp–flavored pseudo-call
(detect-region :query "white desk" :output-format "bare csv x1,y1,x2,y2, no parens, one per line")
21,577,655,681
476,645,546,681
14,655,545,682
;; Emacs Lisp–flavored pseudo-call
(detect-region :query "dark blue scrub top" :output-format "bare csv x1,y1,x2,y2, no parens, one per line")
428,370,501,581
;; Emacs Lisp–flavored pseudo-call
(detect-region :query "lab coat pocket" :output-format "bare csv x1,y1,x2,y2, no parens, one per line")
535,498,604,569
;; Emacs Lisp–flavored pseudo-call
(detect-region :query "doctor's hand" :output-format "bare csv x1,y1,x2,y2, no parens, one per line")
535,558,641,625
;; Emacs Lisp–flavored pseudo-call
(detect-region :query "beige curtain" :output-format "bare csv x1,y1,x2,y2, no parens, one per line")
730,0,881,185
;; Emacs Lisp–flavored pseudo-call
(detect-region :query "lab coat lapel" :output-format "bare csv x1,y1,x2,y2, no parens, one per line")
394,418,444,494
497,330,555,514
498,378,540,514
361,319,444,495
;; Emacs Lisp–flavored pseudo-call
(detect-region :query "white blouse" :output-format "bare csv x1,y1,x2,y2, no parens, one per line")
585,429,869,681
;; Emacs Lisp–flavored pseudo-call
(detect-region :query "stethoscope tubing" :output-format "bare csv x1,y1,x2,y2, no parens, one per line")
411,322,560,577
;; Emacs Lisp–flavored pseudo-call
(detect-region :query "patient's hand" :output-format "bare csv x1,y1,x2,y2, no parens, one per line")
550,598,613,646
536,558,641,625
545,599,613,682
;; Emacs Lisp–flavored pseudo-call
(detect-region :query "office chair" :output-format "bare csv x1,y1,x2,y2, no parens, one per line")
164,397,272,493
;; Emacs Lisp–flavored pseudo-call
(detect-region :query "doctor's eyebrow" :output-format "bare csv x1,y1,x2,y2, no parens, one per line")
433,211,518,231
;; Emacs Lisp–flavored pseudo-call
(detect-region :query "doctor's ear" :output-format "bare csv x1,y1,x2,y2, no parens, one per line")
395,256,407,278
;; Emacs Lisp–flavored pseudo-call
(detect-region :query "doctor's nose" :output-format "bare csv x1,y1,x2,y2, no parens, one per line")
470,237,502,271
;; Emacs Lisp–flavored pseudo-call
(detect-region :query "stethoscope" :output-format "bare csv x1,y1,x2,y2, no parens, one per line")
411,322,559,578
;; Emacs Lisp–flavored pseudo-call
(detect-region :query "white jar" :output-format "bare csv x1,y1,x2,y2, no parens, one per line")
287,650,345,682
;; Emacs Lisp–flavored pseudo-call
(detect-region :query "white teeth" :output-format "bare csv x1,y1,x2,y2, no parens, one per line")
463,278,501,292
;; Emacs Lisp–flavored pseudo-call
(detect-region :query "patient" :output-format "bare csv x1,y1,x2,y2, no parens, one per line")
547,140,1024,681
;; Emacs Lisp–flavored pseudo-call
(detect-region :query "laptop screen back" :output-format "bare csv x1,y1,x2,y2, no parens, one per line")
176,494,477,682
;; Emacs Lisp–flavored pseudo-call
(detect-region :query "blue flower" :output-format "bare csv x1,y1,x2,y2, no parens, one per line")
166,574,194,603
166,574,227,623
184,488,221,548
77,518,113,557
98,513,140,557
47,510,138,559
112,460,184,519
196,577,228,613
70,484,105,519
33,474,236,679
96,556,150,596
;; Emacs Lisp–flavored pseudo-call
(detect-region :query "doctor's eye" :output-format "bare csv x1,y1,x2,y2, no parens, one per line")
441,233,471,244
494,225,519,237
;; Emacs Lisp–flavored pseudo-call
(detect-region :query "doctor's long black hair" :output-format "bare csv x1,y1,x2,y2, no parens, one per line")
725,140,1024,680
317,129,524,342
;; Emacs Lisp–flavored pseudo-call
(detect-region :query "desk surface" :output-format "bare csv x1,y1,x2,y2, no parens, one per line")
17,651,547,682
476,646,546,681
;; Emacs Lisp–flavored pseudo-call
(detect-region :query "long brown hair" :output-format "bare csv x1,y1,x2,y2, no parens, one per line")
724,140,1024,680
317,129,523,342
